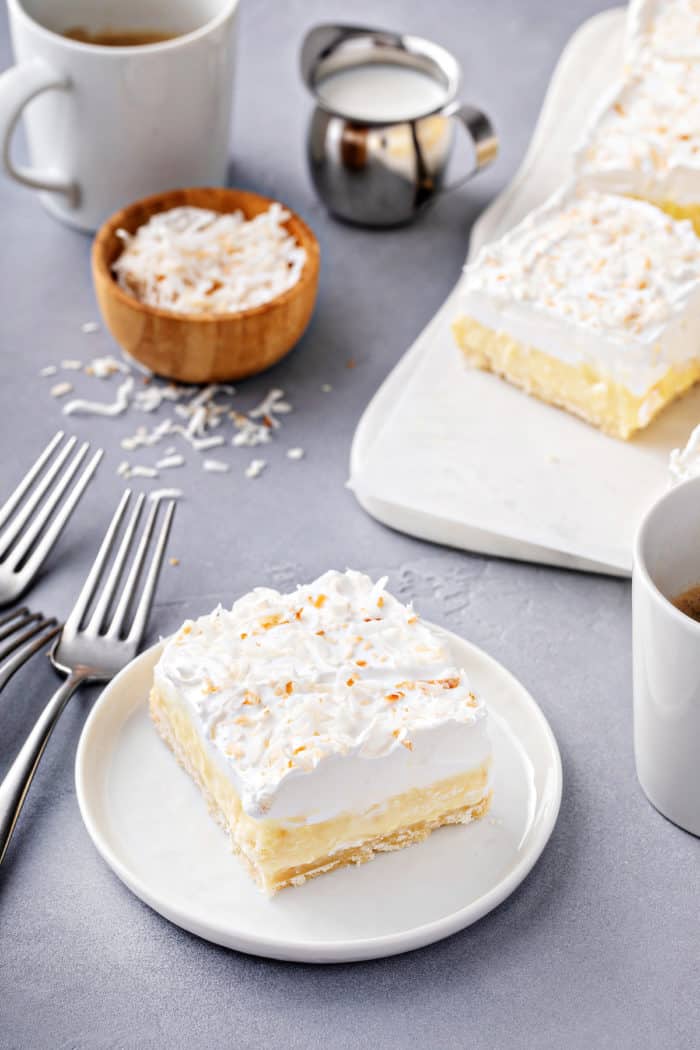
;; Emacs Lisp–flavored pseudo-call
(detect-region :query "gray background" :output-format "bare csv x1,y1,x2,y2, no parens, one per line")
1,2,698,1048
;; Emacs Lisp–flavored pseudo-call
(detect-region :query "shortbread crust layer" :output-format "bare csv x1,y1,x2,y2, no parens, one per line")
150,685,492,894
452,314,700,440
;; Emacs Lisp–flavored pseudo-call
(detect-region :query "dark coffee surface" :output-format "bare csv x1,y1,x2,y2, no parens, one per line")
673,583,700,622
63,27,177,47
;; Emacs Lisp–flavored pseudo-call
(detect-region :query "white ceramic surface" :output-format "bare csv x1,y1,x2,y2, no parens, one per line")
0,0,238,230
350,7,700,577
633,476,700,837
75,629,562,964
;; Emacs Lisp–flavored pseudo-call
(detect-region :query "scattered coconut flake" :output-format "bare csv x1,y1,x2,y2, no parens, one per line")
245,458,266,479
63,376,134,418
149,488,183,502
203,458,229,473
187,405,207,439
173,431,223,452
81,321,100,334
232,418,271,448
135,387,170,413
112,204,306,315
249,388,292,420
40,365,58,377
117,462,160,479
155,453,185,469
121,419,173,451
86,355,130,378
321,384,332,393
190,433,225,452
61,359,83,370
51,382,73,398
190,384,219,410
43,363,297,499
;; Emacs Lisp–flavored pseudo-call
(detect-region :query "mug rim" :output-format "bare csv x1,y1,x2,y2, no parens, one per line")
302,22,462,127
8,0,239,54
634,473,700,634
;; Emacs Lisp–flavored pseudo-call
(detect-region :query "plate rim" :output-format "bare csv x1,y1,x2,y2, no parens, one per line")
75,630,563,963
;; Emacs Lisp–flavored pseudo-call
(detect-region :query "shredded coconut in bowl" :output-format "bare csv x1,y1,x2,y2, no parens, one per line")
112,204,307,316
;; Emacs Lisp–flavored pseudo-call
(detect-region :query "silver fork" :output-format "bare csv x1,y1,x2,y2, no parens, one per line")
0,607,62,692
0,431,103,605
0,489,176,866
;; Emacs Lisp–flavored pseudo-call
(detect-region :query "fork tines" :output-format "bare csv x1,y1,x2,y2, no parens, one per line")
0,607,61,691
66,490,176,643
0,431,103,604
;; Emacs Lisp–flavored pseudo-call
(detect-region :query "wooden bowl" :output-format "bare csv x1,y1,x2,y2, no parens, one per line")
92,187,320,384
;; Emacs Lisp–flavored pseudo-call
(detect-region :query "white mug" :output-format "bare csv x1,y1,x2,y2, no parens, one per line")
0,0,239,231
633,475,700,836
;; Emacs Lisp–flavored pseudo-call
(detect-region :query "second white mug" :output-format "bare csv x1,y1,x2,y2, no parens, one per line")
0,0,239,231
633,476,700,837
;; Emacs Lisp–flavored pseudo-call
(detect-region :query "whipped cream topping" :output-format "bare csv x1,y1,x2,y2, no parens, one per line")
155,570,488,821
669,422,700,482
459,186,700,394
626,0,700,65
463,187,700,338
576,62,700,203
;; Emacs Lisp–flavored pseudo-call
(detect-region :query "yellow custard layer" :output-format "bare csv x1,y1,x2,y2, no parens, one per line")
150,685,492,894
452,314,700,440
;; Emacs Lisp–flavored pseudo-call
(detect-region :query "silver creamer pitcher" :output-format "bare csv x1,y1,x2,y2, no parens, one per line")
301,24,498,227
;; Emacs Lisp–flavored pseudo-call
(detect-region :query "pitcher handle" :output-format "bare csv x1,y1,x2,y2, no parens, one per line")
436,102,498,196
0,58,77,199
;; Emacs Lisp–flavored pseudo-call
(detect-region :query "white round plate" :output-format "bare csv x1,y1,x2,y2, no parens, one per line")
75,630,562,963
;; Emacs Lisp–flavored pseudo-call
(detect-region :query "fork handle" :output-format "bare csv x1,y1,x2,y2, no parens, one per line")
0,670,86,867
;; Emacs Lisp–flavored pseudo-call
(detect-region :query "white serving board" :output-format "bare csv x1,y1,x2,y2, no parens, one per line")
350,8,700,577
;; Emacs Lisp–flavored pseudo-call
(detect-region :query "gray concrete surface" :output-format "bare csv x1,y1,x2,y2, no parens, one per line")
1,2,698,1048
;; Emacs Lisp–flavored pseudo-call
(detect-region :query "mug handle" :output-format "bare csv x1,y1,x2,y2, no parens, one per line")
0,59,77,200
436,103,499,195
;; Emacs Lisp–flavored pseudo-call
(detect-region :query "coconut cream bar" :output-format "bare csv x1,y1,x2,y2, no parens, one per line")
575,62,700,234
452,187,700,439
150,570,492,894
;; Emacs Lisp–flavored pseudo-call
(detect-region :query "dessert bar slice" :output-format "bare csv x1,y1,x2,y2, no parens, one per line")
575,62,700,234
150,570,492,894
452,186,700,439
